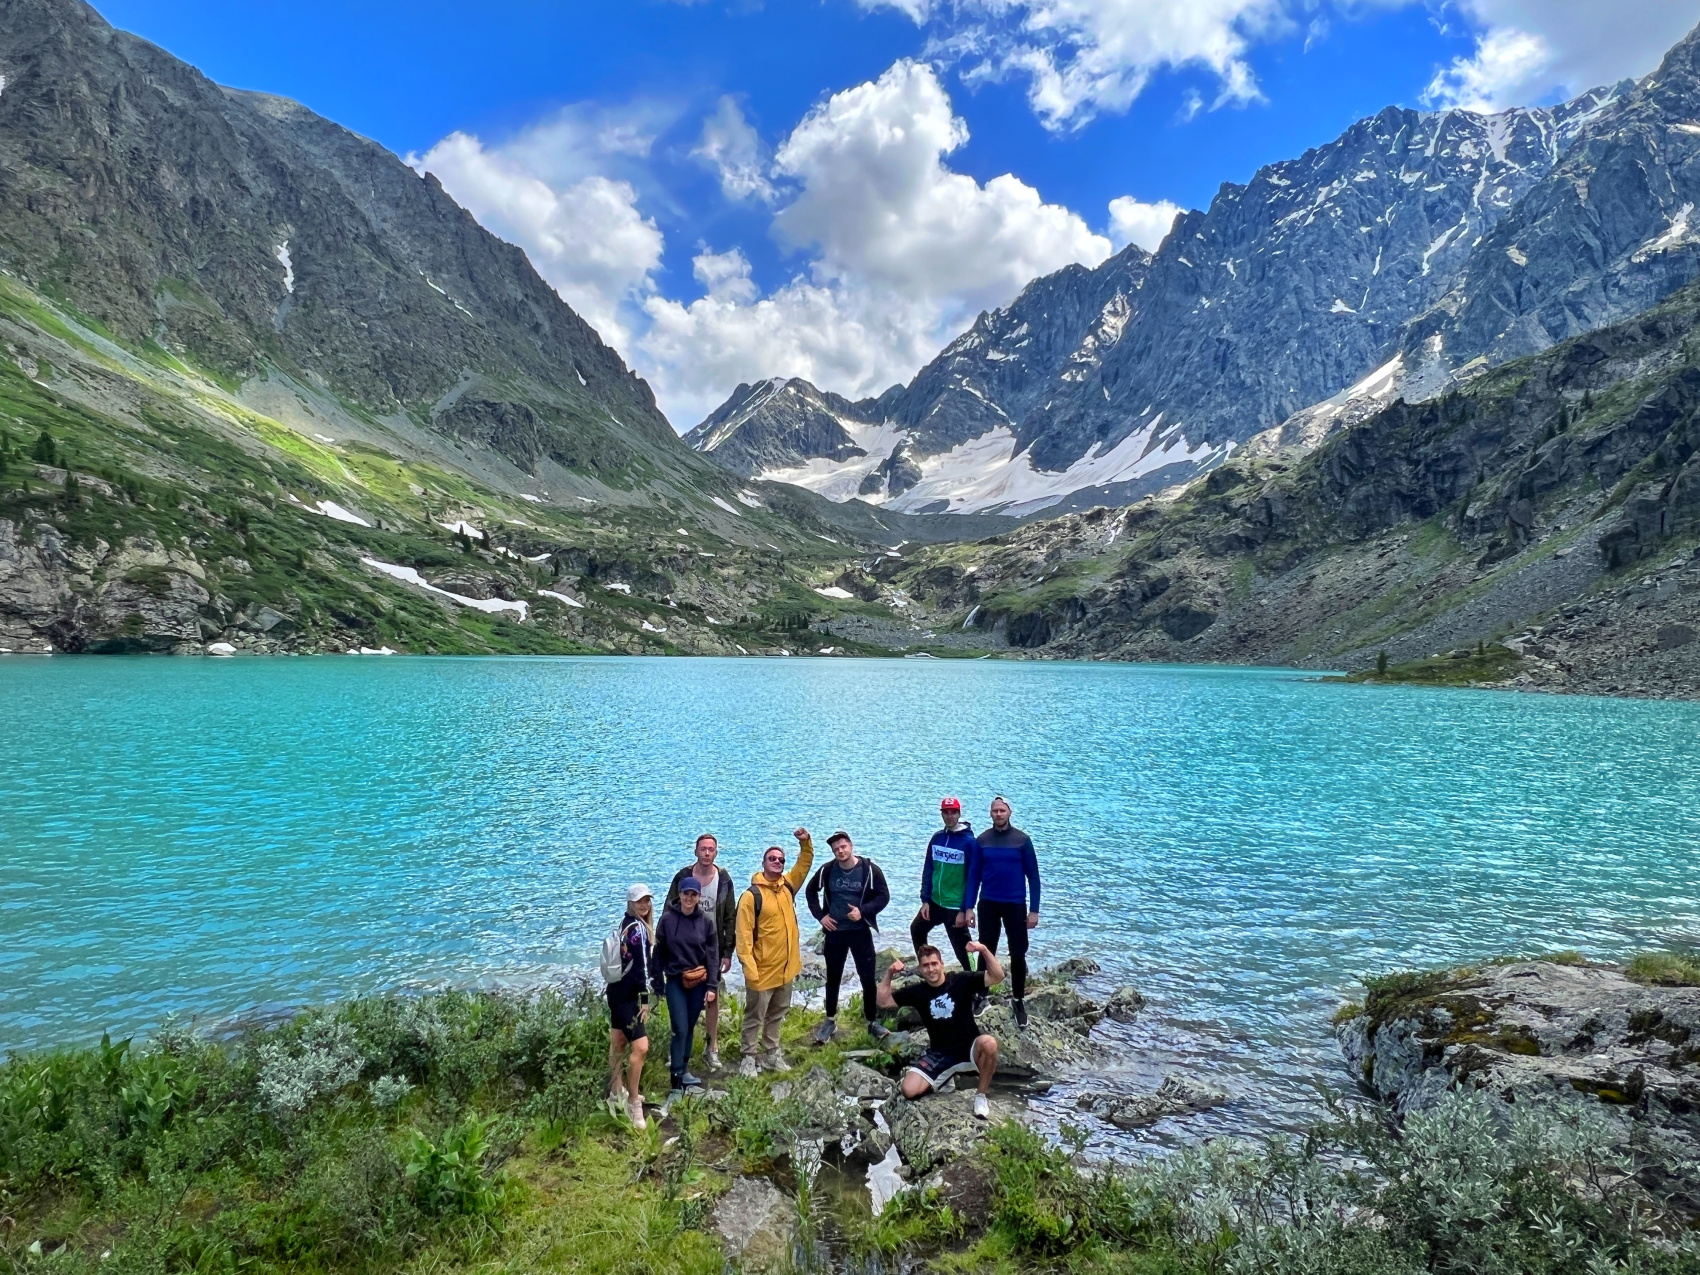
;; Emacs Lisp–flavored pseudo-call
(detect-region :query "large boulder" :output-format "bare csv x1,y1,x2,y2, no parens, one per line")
1337,960,1700,1208
712,1176,795,1271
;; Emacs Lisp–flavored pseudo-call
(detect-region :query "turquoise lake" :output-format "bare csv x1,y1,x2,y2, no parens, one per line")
5,656,1699,1140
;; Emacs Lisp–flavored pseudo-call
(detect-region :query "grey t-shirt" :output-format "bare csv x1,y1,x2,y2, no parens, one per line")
690,867,721,933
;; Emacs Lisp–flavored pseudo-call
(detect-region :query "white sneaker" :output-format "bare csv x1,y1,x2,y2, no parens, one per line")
738,1055,761,1079
706,1046,722,1070
973,1093,990,1120
626,1097,647,1131
607,1082,626,1116
761,1051,788,1073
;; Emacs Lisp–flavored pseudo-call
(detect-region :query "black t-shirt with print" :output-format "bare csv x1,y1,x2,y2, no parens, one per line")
891,970,985,1058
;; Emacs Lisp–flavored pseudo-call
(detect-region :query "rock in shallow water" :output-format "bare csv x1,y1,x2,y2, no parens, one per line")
712,1176,794,1271
1074,1074,1229,1129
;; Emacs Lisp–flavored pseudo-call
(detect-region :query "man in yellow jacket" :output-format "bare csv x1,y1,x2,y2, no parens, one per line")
735,828,814,1076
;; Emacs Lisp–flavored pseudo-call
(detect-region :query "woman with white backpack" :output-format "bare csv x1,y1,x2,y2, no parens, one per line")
602,883,661,1129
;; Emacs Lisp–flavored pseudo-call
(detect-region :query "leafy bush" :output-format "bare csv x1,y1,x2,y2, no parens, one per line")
405,1113,504,1217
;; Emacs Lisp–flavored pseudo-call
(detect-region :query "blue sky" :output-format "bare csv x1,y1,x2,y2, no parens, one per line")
98,0,1699,427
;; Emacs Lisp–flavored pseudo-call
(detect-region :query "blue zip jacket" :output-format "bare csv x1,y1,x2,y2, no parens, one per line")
919,823,979,911
967,824,1041,911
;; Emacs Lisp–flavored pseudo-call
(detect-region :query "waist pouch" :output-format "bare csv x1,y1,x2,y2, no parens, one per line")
681,966,708,989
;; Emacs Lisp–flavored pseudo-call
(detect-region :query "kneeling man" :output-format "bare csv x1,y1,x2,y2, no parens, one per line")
877,940,1002,1120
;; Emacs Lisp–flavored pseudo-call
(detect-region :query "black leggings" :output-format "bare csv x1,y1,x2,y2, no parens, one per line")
823,928,879,1020
910,906,974,971
978,900,1030,1000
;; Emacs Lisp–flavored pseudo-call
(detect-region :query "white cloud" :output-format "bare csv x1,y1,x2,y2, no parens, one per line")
771,60,1110,306
1430,1,1699,111
869,0,1284,130
693,96,775,202
1423,25,1552,111
640,60,1113,426
409,108,670,346
1106,196,1182,252
692,246,759,302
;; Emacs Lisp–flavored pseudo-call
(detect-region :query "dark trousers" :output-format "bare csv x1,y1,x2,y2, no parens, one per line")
979,900,1030,1000
910,906,974,971
823,927,878,1020
664,979,708,1082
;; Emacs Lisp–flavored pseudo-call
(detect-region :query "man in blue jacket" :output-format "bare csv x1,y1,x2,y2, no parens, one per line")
910,796,978,971
964,795,1041,1027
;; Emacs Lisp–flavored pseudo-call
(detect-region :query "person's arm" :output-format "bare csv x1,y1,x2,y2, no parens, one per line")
877,957,904,1010
1023,834,1041,919
963,836,983,927
919,839,935,916
663,870,682,914
702,921,719,992
805,864,827,921
717,870,737,967
787,831,814,891
735,889,756,975
969,940,1004,989
863,862,891,924
647,922,666,999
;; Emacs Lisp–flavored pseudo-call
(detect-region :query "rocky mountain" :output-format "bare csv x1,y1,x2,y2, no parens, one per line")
691,77,1637,517
1401,24,1700,393
844,272,1700,698
0,0,997,657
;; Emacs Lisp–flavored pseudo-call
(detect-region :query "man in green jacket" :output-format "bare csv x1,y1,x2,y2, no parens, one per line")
666,833,736,1069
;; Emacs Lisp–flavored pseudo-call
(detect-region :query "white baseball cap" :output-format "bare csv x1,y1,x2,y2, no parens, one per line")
626,883,653,903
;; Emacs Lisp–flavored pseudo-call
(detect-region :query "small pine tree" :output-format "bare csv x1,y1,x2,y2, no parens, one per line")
62,471,80,508
1557,404,1570,432
1376,649,1388,676
1582,389,1594,411
479,529,490,550
32,428,57,465
1477,639,1485,657
1543,422,1556,443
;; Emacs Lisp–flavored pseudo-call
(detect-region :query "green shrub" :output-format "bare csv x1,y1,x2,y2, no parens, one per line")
1627,951,1700,987
405,1113,503,1217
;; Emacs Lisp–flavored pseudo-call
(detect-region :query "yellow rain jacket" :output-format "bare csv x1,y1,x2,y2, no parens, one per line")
735,835,814,991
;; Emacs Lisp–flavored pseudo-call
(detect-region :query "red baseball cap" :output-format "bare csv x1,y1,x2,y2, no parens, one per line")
940,796,961,811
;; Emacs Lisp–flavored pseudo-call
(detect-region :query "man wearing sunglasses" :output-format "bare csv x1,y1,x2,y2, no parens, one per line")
734,829,815,1076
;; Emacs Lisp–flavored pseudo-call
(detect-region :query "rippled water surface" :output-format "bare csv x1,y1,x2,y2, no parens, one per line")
5,656,1699,1139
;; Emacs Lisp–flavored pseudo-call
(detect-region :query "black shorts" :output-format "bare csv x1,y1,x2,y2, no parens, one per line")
905,1040,987,1091
608,992,646,1041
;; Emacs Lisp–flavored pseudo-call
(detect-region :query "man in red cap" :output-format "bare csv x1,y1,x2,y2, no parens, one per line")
908,797,979,971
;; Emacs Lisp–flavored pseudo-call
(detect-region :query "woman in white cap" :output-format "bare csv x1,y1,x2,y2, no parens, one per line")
607,883,660,1130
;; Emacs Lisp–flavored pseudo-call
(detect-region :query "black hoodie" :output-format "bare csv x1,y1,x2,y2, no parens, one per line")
654,900,721,991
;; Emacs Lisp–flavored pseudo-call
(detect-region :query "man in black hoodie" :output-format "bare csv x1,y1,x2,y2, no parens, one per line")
806,829,891,1045
666,833,736,1069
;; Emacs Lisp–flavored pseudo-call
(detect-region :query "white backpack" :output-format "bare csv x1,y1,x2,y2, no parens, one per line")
600,918,643,984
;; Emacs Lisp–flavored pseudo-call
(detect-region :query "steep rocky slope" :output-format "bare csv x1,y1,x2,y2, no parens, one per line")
692,78,1633,515
844,277,1700,698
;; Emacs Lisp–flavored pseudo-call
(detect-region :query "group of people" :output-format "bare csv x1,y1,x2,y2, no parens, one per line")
601,795,1042,1129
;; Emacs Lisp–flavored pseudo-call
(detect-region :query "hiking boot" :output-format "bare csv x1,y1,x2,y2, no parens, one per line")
681,1072,703,1089
866,1021,891,1041
812,1016,838,1046
1014,999,1029,1029
626,1098,647,1131
738,1055,761,1079
973,1093,990,1120
760,1051,788,1073
667,1087,684,1108
705,1046,722,1071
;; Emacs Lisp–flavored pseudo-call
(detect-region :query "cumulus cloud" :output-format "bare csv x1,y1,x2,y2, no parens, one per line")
1424,0,1698,112
1107,196,1182,252
409,106,671,346
640,60,1113,425
693,96,775,202
692,246,759,302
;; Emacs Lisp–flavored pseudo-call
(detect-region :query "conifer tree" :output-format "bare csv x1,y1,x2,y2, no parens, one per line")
1376,649,1388,676
32,428,56,465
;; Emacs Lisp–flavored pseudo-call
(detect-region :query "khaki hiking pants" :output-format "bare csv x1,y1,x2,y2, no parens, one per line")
742,983,792,1057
